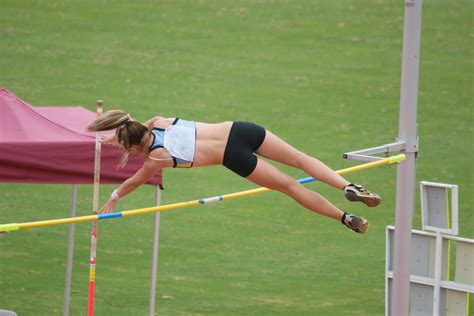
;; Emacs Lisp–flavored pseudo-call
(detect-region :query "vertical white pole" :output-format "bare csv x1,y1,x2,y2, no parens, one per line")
149,185,162,316
391,1,422,315
432,231,443,316
385,227,390,316
88,100,103,316
64,184,77,316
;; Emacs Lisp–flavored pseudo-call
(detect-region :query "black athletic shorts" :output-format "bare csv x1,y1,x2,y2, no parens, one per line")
223,121,266,177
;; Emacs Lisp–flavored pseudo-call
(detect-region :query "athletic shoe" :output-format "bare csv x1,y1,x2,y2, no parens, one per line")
344,183,381,207
341,212,368,234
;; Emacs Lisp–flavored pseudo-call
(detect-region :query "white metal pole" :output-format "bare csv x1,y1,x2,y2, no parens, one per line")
391,1,422,315
149,185,162,316
88,100,103,316
63,184,77,316
432,231,443,316
385,227,390,316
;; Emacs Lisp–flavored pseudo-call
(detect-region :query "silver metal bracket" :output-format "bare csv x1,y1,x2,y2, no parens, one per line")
396,137,419,154
343,138,419,162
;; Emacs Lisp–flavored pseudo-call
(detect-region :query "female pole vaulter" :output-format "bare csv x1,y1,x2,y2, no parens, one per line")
88,110,381,234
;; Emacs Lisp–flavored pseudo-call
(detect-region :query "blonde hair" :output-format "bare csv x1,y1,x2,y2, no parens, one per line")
88,110,150,168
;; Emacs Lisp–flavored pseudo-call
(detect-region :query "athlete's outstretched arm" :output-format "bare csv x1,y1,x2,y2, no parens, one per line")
101,159,163,213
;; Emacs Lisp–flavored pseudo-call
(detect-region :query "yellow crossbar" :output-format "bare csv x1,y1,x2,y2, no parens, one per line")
0,154,405,233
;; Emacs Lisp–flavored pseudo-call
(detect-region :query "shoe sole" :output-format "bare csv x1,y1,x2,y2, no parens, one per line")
357,218,369,234
345,192,381,207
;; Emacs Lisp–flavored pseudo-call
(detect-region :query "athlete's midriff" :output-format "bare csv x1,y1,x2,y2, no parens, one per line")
193,121,233,167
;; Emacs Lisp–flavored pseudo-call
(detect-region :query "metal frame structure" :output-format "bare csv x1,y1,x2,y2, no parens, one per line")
420,181,459,236
60,185,162,316
343,0,422,314
63,185,78,316
386,226,473,315
149,187,162,316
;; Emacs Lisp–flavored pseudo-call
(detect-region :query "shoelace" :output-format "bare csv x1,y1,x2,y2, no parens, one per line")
350,184,374,195
353,184,367,192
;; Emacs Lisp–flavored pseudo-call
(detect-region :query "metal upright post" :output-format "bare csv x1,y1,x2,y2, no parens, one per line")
391,1,422,315
88,100,103,316
149,185,162,316
432,231,443,316
64,184,77,316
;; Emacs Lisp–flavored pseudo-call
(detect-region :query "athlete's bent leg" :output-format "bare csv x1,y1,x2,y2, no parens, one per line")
246,157,344,220
255,131,350,190
256,130,381,207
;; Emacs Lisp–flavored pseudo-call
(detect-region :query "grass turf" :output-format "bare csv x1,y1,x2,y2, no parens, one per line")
0,0,472,315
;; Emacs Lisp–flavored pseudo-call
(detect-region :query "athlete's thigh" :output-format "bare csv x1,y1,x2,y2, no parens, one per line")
246,156,296,191
256,130,306,168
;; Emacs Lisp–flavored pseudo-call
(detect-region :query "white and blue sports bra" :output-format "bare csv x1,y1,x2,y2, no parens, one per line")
148,118,196,168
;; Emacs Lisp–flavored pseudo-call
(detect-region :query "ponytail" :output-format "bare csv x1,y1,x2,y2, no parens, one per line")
88,110,150,168
88,110,131,132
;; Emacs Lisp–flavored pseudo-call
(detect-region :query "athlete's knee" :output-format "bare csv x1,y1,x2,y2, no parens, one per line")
292,152,310,169
272,177,300,194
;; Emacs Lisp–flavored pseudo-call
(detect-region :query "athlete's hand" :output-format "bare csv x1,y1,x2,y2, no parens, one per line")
101,199,117,214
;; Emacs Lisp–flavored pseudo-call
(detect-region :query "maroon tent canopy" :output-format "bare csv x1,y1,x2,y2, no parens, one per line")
0,88,162,185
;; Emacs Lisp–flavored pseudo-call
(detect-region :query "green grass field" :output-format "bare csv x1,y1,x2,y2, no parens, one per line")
0,1,472,315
